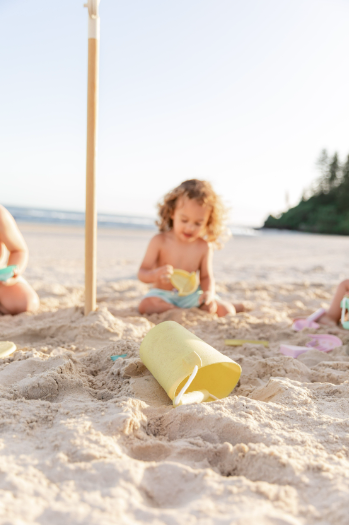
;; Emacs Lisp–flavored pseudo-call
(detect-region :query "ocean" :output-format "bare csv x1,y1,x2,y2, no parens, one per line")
5,205,258,236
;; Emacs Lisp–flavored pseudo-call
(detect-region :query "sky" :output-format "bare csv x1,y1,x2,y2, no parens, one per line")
1,0,349,226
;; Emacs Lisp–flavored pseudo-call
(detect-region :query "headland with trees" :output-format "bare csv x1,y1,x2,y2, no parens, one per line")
263,150,349,235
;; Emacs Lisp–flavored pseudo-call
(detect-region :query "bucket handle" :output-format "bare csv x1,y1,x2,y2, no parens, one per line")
173,366,218,407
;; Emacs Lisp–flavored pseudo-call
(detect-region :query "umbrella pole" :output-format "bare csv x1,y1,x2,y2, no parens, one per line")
84,2,100,315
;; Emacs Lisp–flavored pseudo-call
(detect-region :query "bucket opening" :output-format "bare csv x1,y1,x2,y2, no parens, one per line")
174,361,241,400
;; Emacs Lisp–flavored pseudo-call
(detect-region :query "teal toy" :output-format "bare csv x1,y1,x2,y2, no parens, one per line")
110,354,127,361
340,297,349,329
0,265,18,282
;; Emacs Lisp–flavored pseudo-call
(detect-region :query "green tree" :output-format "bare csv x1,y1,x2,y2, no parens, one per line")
341,154,349,185
328,152,340,189
337,154,349,212
264,149,349,235
315,151,341,194
315,148,329,194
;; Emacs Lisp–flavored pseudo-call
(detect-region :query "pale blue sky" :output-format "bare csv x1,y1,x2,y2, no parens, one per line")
1,0,349,226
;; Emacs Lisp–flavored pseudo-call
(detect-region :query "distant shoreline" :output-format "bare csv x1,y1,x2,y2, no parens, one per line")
10,205,346,239
6,205,258,237
5,204,157,231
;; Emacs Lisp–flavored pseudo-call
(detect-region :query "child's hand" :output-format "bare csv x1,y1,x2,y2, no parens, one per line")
199,291,217,314
156,265,174,284
0,266,20,287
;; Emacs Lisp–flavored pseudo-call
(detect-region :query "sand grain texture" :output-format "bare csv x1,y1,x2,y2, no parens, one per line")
0,226,348,524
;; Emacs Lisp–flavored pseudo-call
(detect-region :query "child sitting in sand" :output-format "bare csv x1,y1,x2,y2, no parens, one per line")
317,280,349,327
0,205,39,315
138,179,244,317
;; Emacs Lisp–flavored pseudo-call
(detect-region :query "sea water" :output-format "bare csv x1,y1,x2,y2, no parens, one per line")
5,205,258,236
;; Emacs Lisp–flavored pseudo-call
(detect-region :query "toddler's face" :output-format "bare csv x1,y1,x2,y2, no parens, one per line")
172,197,210,243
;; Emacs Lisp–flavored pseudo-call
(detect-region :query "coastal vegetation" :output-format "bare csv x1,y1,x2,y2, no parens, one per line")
264,150,349,234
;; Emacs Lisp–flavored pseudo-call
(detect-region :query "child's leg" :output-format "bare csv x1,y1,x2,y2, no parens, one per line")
0,279,39,315
138,296,176,315
319,279,349,325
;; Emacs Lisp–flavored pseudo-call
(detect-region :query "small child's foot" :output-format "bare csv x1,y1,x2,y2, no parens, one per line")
233,303,250,313
317,312,337,327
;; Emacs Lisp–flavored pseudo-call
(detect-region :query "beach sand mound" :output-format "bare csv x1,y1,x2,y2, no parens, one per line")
0,279,349,524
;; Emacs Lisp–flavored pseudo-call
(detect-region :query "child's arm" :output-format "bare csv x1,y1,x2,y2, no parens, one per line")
138,235,173,285
0,206,28,283
199,244,216,313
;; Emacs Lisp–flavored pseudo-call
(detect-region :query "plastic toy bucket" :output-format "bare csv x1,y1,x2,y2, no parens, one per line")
341,297,349,329
139,321,241,407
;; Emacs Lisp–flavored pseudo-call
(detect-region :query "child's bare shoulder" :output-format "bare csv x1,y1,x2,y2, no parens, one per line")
0,205,10,224
0,205,27,250
150,232,168,242
147,232,170,249
0,206,16,237
197,237,211,253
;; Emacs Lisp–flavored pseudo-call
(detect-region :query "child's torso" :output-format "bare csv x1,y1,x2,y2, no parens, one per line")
155,234,207,290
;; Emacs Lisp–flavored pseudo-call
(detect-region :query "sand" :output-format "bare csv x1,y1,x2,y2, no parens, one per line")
0,224,349,524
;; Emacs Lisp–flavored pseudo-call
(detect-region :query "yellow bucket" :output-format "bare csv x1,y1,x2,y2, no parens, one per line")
139,321,241,407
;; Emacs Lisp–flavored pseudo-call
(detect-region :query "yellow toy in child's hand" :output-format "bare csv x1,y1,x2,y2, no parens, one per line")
170,269,199,296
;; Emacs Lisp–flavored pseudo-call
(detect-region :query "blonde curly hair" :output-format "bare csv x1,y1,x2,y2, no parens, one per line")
156,179,229,248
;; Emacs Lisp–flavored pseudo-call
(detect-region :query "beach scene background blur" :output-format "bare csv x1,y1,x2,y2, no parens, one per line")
2,0,349,524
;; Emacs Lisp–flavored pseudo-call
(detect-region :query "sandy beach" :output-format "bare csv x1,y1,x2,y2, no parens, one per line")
1,224,349,524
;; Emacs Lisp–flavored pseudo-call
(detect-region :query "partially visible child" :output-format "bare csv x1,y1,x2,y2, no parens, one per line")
138,179,244,317
0,205,39,315
317,280,349,327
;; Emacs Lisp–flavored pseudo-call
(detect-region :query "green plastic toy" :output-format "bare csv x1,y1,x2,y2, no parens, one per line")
340,297,349,329
110,354,127,361
0,265,18,282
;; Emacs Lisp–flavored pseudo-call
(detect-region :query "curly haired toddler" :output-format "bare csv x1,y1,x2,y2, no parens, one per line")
138,179,244,317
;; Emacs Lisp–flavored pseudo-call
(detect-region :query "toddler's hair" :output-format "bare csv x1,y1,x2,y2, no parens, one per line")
156,179,229,247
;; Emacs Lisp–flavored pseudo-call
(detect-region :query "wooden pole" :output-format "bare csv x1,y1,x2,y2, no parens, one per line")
84,1,100,315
